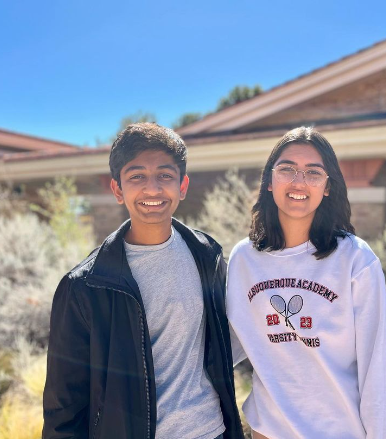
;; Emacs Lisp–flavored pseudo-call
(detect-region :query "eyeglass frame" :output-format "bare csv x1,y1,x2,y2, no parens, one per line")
271,164,329,187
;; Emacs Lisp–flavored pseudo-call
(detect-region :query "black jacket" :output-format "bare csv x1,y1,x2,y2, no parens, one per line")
43,219,244,439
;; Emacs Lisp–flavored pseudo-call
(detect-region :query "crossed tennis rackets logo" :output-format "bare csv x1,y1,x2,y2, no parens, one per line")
270,295,303,330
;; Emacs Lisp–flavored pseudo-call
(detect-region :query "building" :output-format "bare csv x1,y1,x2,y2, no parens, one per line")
1,40,386,242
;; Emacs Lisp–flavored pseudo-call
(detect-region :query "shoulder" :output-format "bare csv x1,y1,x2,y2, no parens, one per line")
67,246,100,280
51,248,100,304
336,234,380,277
68,220,130,281
229,237,255,263
337,234,377,260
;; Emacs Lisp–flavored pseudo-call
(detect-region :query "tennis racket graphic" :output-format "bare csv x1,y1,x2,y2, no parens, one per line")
270,295,303,330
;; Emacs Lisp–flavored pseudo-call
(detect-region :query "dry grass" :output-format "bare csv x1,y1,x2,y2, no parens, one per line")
0,342,45,439
20,354,46,399
0,351,13,397
0,396,42,439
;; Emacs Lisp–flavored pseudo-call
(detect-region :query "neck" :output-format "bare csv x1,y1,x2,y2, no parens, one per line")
278,213,313,248
125,221,172,245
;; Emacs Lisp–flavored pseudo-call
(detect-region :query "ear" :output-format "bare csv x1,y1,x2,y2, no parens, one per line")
324,183,330,197
110,179,124,204
268,182,272,192
179,175,189,200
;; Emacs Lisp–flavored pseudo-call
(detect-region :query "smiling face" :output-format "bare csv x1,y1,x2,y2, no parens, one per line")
110,149,189,242
268,143,329,231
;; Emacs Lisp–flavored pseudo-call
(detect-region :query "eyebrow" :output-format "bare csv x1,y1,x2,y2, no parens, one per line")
276,159,325,169
123,164,178,174
158,164,178,172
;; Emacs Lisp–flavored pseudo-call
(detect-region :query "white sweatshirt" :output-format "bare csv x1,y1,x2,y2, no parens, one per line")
227,235,386,439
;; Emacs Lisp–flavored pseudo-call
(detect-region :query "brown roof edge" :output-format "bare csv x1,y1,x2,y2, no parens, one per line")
184,118,386,146
259,39,386,97
0,127,83,151
1,146,111,163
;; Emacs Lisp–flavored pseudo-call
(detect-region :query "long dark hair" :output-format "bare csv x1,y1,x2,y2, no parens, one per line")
249,126,355,259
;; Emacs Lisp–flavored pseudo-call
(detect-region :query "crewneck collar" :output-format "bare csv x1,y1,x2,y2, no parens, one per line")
124,227,175,252
266,240,315,257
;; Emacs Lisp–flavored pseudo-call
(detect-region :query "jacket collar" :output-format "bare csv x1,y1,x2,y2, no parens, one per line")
172,218,222,261
86,219,131,284
85,218,222,286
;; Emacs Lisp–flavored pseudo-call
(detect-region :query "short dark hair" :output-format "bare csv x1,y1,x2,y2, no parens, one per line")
109,122,187,187
249,126,355,259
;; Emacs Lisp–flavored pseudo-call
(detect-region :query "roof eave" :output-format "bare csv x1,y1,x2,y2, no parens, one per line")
177,39,386,136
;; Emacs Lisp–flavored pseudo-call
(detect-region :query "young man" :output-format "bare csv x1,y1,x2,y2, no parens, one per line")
43,123,244,439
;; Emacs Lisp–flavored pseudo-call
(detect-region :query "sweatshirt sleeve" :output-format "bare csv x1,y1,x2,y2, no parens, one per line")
43,275,91,439
226,248,247,367
352,259,386,438
229,323,247,366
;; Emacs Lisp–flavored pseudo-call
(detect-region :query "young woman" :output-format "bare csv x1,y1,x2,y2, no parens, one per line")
227,127,386,439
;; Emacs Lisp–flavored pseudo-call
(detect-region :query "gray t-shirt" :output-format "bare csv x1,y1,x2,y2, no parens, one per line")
124,227,225,439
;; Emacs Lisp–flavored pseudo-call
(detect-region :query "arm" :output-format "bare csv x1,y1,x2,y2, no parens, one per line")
223,256,247,367
43,275,90,439
215,254,246,367
229,323,247,367
352,259,386,438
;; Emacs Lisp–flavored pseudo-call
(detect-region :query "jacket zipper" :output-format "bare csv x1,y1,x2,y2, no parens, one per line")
85,282,151,439
92,408,101,439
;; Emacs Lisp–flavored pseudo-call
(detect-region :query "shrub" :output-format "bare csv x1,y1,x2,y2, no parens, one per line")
0,184,28,218
0,178,95,348
186,169,256,258
31,176,94,256
0,214,61,347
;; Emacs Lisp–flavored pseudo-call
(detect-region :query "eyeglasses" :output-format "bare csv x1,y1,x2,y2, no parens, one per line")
272,164,329,187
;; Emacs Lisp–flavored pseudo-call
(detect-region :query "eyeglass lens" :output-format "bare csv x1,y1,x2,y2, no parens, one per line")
274,165,327,187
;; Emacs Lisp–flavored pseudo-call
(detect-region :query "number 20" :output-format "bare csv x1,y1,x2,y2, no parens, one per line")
266,314,280,326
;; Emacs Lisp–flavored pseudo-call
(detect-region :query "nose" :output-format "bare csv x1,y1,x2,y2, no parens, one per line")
143,177,162,195
292,170,306,185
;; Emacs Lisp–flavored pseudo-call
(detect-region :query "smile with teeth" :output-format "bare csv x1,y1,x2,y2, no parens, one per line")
288,193,308,200
140,200,165,206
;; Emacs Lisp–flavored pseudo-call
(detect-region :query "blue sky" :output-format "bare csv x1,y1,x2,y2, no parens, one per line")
1,0,385,147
